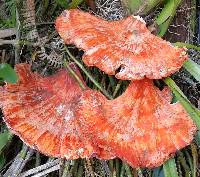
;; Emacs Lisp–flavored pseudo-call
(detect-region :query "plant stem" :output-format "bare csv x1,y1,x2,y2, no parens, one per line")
65,47,113,99
64,59,86,90
174,42,200,51
124,163,133,177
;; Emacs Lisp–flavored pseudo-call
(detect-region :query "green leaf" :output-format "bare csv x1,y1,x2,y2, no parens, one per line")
156,0,175,25
156,0,182,36
177,151,190,176
163,158,179,177
123,0,143,14
174,42,200,51
184,150,194,177
0,131,13,153
157,17,173,37
190,144,197,177
0,154,5,171
174,43,200,84
56,0,68,8
195,131,200,146
0,63,18,83
68,0,84,9
183,59,200,83
122,0,162,15
152,166,164,177
164,77,200,129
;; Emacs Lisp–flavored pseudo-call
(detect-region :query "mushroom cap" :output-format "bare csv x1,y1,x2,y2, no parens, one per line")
0,63,114,160
77,79,196,168
0,64,196,168
55,9,188,80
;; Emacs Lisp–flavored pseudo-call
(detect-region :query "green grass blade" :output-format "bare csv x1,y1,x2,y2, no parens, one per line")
177,151,190,177
0,131,13,153
68,0,84,9
122,0,161,14
156,0,182,37
156,0,175,25
56,0,68,8
164,77,200,129
191,144,198,177
0,154,6,171
124,163,133,177
184,150,194,177
183,59,200,83
174,42,200,51
65,47,113,99
157,17,173,37
163,158,179,177
174,42,200,83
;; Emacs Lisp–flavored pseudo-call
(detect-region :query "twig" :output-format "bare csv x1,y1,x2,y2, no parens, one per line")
100,160,112,177
85,159,95,177
31,164,60,177
59,159,65,177
15,6,21,64
3,144,33,177
1,49,7,63
0,39,17,45
19,159,60,177
18,148,35,174
0,28,16,38
35,152,41,167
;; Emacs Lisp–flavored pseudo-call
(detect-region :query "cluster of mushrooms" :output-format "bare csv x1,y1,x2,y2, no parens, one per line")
0,9,196,168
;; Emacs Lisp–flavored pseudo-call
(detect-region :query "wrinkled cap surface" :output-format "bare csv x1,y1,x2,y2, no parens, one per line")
55,9,188,80
0,63,114,160
77,79,196,168
0,64,196,168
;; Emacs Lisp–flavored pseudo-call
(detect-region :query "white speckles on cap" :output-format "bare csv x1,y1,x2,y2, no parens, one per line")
64,153,72,159
77,148,84,155
85,47,99,56
56,104,66,115
74,38,84,48
64,109,74,122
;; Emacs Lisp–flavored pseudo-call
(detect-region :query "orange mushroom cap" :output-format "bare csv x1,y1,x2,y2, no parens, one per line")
0,64,196,168
55,9,188,80
77,79,196,168
0,63,114,160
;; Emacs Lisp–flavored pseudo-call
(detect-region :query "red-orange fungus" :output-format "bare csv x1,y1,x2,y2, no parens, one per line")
55,9,188,80
0,64,196,168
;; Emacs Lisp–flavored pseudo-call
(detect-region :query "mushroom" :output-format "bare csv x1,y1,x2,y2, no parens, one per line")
0,64,196,168
55,9,188,80
77,79,196,167
0,63,114,160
